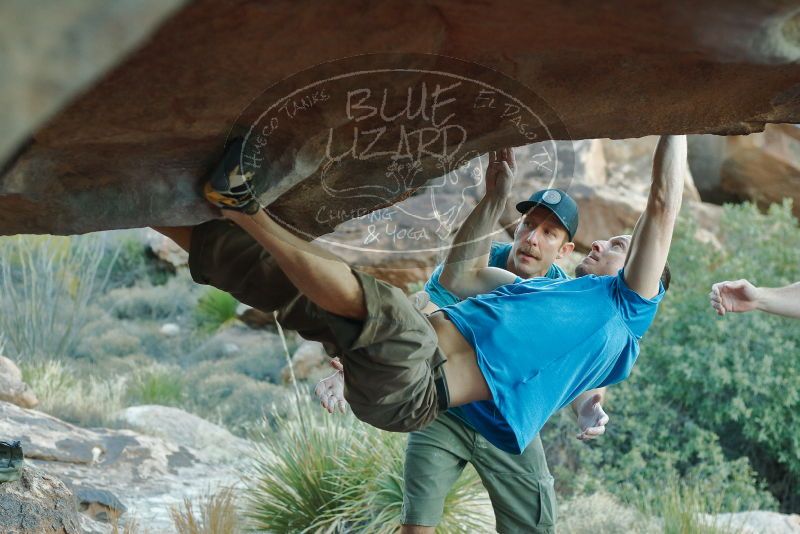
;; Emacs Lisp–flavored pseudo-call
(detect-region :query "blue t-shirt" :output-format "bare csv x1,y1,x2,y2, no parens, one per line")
424,242,568,307
441,270,664,454
425,241,569,446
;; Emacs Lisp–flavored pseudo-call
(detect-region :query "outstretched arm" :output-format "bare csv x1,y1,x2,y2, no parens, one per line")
710,280,800,319
623,135,686,298
439,149,518,299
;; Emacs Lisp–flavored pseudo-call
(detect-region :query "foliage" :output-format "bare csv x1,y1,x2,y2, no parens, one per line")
185,365,290,436
558,491,659,533
106,274,196,321
22,360,127,428
543,201,799,512
101,233,170,289
639,479,741,534
243,397,491,533
170,487,240,534
0,234,115,363
126,364,186,407
194,287,239,332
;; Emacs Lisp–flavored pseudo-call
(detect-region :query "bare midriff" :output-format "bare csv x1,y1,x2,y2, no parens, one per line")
427,311,492,406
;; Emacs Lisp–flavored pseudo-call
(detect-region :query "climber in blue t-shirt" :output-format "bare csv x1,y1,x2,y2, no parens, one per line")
205,136,684,457
431,139,681,453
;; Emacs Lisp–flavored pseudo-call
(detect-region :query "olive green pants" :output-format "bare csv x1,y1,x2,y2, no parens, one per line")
403,412,556,533
188,219,446,432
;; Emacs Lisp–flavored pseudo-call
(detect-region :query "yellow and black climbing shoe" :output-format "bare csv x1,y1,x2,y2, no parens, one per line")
204,137,262,215
0,440,23,483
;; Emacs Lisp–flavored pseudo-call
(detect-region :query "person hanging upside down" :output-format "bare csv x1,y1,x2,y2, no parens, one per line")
158,134,683,455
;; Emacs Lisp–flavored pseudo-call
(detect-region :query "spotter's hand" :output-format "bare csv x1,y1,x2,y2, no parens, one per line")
314,358,348,414
576,393,609,441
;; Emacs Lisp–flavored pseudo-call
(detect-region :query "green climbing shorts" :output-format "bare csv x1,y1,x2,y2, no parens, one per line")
402,411,557,533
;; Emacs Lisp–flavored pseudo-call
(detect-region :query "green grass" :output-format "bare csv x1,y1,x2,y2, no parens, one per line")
22,360,127,428
127,365,185,406
637,479,744,534
194,287,239,332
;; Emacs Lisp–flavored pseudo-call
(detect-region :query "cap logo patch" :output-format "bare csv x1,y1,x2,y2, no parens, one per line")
542,190,561,204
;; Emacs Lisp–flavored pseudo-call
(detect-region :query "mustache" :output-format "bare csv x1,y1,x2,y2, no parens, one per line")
517,247,540,258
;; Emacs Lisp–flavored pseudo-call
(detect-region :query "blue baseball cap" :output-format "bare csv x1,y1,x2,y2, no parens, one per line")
515,188,579,240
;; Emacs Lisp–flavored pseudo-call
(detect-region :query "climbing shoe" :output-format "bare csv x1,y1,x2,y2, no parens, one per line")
0,440,23,483
203,137,263,215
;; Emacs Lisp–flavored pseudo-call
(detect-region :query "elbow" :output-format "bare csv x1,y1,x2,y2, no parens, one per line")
439,269,469,299
439,271,462,296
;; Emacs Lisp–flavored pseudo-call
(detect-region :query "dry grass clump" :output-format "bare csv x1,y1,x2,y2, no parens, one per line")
559,492,659,534
22,360,127,427
170,487,240,534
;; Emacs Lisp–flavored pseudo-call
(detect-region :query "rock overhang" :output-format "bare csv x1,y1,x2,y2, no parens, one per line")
1,0,800,237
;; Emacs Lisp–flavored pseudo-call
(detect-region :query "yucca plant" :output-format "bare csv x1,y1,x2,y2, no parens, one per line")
194,287,239,332
0,234,116,363
242,397,491,533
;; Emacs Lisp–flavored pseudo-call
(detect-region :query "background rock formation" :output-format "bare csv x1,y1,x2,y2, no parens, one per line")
1,0,800,238
689,123,800,216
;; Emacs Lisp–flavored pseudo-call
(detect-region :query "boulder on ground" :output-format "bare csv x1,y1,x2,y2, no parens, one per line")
145,228,189,269
0,356,38,408
72,485,127,523
282,341,332,384
700,511,800,534
0,465,81,533
115,405,250,463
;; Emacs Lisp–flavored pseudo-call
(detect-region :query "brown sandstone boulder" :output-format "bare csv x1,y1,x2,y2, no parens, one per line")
2,1,800,237
689,124,800,215
282,341,330,384
0,356,39,409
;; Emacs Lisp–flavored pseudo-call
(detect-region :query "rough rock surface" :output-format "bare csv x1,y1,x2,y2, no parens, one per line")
2,1,800,236
0,401,245,532
689,124,800,215
0,355,39,409
282,341,331,384
115,405,251,463
0,465,81,534
700,511,800,534
145,229,189,269
0,0,188,170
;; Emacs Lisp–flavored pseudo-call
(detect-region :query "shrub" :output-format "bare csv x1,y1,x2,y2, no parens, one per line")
101,232,172,288
106,274,196,321
558,492,658,534
185,365,290,436
643,481,735,534
0,234,115,363
78,328,144,359
243,397,491,532
126,364,185,407
23,360,127,428
194,287,239,332
170,487,240,534
543,201,798,512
